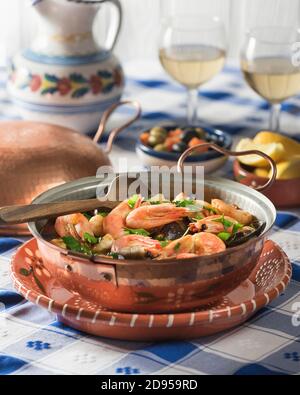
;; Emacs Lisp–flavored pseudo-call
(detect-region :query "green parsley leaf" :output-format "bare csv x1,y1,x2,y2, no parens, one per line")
124,227,150,237
217,232,231,241
193,214,204,220
159,240,169,248
62,236,92,255
98,212,108,217
83,232,98,245
203,206,217,214
174,242,181,251
128,194,139,209
212,214,233,229
174,199,195,207
62,236,83,252
232,223,244,234
83,212,92,220
107,252,119,259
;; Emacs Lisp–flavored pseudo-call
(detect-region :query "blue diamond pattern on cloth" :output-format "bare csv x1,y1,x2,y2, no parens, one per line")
26,340,51,351
115,366,140,375
134,79,170,88
292,263,300,282
0,290,24,309
0,354,27,375
284,352,300,362
234,363,287,375
200,91,233,100
144,341,197,363
0,238,22,253
260,341,300,374
275,212,299,228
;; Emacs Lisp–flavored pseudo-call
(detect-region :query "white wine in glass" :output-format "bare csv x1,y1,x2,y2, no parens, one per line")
242,57,300,103
159,15,226,125
159,45,225,89
241,27,300,131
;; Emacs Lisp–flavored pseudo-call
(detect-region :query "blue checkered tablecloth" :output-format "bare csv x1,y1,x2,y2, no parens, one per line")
0,61,300,375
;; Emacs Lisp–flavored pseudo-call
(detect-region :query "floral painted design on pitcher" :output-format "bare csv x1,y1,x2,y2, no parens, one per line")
8,0,124,133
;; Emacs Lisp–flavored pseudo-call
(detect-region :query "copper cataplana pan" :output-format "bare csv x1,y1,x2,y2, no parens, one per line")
0,101,141,235
26,144,277,314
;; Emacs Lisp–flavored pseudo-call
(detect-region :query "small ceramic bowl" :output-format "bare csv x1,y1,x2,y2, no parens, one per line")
233,160,300,208
136,126,232,173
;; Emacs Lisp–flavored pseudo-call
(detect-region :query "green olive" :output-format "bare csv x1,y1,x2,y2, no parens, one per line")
149,127,168,138
148,134,165,146
154,144,166,152
195,128,206,139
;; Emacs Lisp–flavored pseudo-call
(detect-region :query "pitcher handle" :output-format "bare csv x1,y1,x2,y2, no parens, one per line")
177,143,277,192
103,0,123,51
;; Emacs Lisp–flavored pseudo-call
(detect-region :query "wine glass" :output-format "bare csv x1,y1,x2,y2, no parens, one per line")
159,14,226,125
241,26,300,131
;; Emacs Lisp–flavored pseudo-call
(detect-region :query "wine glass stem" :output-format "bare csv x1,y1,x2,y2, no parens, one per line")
269,103,281,131
187,88,198,125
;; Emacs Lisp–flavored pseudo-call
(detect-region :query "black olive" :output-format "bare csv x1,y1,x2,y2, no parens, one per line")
172,142,188,153
207,134,221,144
181,129,199,143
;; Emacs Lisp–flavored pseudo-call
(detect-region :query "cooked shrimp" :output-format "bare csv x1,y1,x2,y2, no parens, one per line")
193,232,226,255
125,203,194,230
189,215,238,234
111,235,162,258
158,235,194,259
211,199,252,225
103,196,142,239
158,232,225,259
55,213,94,240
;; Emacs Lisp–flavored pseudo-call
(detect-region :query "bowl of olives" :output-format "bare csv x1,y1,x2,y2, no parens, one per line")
136,125,232,173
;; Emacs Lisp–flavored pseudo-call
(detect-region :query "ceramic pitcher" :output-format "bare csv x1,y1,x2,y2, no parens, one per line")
8,0,124,133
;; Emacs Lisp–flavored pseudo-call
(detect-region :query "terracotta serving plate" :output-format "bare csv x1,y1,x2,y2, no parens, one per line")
11,239,291,341
233,160,300,208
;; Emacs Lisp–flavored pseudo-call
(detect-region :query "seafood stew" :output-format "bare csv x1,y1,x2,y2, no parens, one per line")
49,193,262,260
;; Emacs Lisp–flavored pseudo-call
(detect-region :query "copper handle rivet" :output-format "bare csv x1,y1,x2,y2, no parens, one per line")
99,272,112,282
65,264,73,272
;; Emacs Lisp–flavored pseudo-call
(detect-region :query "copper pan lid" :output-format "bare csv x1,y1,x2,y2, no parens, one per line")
0,101,141,235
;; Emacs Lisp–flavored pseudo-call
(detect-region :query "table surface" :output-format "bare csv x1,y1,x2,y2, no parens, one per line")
0,61,300,375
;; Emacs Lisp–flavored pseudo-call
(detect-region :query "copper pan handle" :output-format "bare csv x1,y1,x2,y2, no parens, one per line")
93,100,142,154
177,143,277,192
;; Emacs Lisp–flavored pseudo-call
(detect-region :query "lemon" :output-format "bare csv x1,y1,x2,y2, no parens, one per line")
236,138,285,167
270,156,300,179
254,168,269,178
254,131,300,158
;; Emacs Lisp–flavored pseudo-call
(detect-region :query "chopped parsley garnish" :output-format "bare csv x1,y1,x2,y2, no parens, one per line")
160,240,169,248
203,206,217,214
193,214,204,221
217,232,231,241
212,214,233,229
62,236,92,255
83,212,92,220
232,222,244,234
83,232,98,245
98,212,108,217
174,242,181,251
107,252,119,259
124,227,150,237
148,200,170,205
128,194,139,209
212,215,244,233
174,199,195,207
